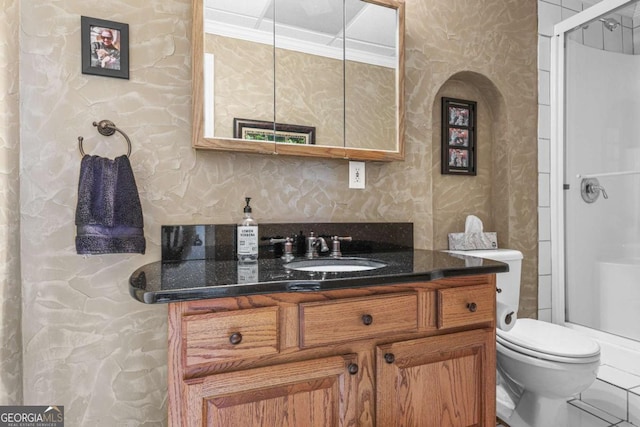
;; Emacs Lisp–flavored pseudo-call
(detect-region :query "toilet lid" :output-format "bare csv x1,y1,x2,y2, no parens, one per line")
497,319,600,361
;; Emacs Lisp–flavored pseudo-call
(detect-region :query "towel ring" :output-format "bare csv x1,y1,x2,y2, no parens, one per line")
78,120,132,157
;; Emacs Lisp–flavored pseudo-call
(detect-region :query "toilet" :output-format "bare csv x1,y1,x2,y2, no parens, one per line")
448,249,601,427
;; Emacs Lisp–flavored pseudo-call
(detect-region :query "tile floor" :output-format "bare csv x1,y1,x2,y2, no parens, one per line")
496,401,634,426
496,364,640,426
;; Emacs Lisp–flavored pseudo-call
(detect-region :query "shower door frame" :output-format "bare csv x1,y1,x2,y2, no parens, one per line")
550,0,635,325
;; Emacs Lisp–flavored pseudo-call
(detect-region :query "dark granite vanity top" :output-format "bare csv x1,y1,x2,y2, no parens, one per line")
129,223,508,304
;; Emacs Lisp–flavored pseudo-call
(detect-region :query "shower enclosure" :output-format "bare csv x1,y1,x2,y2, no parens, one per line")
551,0,640,360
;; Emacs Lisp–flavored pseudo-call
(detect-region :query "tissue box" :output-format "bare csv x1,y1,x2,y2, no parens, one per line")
448,232,498,250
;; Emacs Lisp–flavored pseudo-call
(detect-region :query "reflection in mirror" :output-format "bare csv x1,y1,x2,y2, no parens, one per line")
274,0,345,149
194,0,404,160
202,0,275,148
345,0,398,151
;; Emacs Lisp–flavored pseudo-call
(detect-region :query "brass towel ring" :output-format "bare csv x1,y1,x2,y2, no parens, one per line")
77,120,132,157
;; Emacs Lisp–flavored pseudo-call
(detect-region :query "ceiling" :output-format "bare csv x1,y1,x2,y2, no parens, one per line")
203,0,398,67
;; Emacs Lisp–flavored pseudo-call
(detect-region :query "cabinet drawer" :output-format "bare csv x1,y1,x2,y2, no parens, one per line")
183,306,279,367
300,293,418,348
438,284,494,329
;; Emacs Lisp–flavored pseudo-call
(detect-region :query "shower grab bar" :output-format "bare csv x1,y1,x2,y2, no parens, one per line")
577,170,640,179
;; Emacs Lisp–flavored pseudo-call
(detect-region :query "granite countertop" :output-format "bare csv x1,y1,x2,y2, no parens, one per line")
129,249,508,304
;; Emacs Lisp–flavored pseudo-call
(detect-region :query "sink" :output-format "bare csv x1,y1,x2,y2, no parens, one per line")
283,257,387,273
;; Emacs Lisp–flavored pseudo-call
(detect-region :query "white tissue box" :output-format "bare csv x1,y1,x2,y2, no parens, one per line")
448,232,498,250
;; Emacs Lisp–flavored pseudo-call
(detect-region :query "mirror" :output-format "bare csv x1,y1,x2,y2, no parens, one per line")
192,0,405,161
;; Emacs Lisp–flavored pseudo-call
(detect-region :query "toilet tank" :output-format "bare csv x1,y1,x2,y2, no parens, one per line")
447,249,523,311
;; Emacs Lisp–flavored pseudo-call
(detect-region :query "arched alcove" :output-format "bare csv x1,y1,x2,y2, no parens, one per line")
430,70,538,318
431,71,509,250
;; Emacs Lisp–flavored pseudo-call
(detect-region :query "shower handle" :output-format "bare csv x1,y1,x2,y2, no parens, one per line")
581,178,608,203
587,183,608,199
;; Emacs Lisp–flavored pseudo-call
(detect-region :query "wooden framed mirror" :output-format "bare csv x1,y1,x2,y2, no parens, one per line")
192,0,404,161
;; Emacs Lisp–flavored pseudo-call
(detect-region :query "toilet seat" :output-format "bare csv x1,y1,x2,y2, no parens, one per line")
497,319,600,364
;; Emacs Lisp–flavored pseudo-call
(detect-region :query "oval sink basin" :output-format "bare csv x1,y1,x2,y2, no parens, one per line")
283,257,387,273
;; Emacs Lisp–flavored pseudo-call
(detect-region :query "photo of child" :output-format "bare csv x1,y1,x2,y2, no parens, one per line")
448,128,469,146
448,149,469,168
448,106,469,126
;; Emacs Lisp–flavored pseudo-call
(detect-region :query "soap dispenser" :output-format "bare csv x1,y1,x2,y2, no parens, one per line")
237,197,258,262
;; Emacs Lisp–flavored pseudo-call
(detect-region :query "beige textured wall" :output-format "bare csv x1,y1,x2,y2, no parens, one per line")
8,0,537,424
208,34,395,149
207,35,275,139
0,0,23,406
346,60,396,150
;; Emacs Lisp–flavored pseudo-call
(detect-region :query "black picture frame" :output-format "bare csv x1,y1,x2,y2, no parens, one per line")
441,97,477,175
81,16,129,80
233,118,316,145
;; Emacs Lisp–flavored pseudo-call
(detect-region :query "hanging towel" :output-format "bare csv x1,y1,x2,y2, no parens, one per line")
75,155,145,254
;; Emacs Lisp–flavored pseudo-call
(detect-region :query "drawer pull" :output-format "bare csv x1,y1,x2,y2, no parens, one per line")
229,332,243,345
467,302,477,313
384,353,395,364
361,314,373,326
348,363,359,375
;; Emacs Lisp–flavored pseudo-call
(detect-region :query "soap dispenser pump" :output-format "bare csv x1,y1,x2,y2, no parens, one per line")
237,197,258,262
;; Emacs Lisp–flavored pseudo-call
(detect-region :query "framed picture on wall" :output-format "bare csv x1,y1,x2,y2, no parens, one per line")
81,16,130,79
441,97,477,175
233,118,316,145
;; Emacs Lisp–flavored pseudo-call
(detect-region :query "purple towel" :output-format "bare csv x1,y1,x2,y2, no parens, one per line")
75,155,145,254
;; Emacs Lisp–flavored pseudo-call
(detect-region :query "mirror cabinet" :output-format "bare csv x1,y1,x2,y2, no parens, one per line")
192,0,405,161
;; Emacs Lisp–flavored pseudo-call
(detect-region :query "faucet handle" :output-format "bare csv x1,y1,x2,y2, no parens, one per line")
269,237,295,261
330,236,352,258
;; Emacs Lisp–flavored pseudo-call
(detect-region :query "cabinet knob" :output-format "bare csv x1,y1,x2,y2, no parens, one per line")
467,302,477,313
384,353,395,364
229,332,243,345
348,363,359,375
362,314,373,326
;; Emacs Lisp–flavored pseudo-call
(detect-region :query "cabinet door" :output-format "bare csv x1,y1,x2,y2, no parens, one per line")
180,354,359,427
376,329,495,427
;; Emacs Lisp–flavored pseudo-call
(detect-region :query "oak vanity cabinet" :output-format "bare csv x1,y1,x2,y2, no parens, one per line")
168,275,496,426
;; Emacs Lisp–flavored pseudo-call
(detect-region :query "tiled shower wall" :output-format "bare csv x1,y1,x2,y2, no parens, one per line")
537,0,640,321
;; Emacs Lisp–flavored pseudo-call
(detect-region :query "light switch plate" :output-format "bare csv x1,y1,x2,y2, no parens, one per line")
349,161,365,189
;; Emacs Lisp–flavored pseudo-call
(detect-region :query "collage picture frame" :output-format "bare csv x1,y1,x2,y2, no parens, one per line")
441,97,477,175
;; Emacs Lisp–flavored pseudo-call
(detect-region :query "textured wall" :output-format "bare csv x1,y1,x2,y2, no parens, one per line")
12,0,537,425
208,34,395,149
432,78,495,249
346,60,396,150
207,35,275,139
414,1,539,317
0,0,23,405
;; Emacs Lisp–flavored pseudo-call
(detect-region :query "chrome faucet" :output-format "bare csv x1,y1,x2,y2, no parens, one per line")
269,237,295,262
305,231,329,258
329,236,352,258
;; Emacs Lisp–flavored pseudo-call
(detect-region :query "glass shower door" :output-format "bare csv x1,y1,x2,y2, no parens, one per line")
563,3,640,341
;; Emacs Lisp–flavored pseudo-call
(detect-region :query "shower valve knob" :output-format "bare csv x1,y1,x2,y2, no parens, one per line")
581,178,608,203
